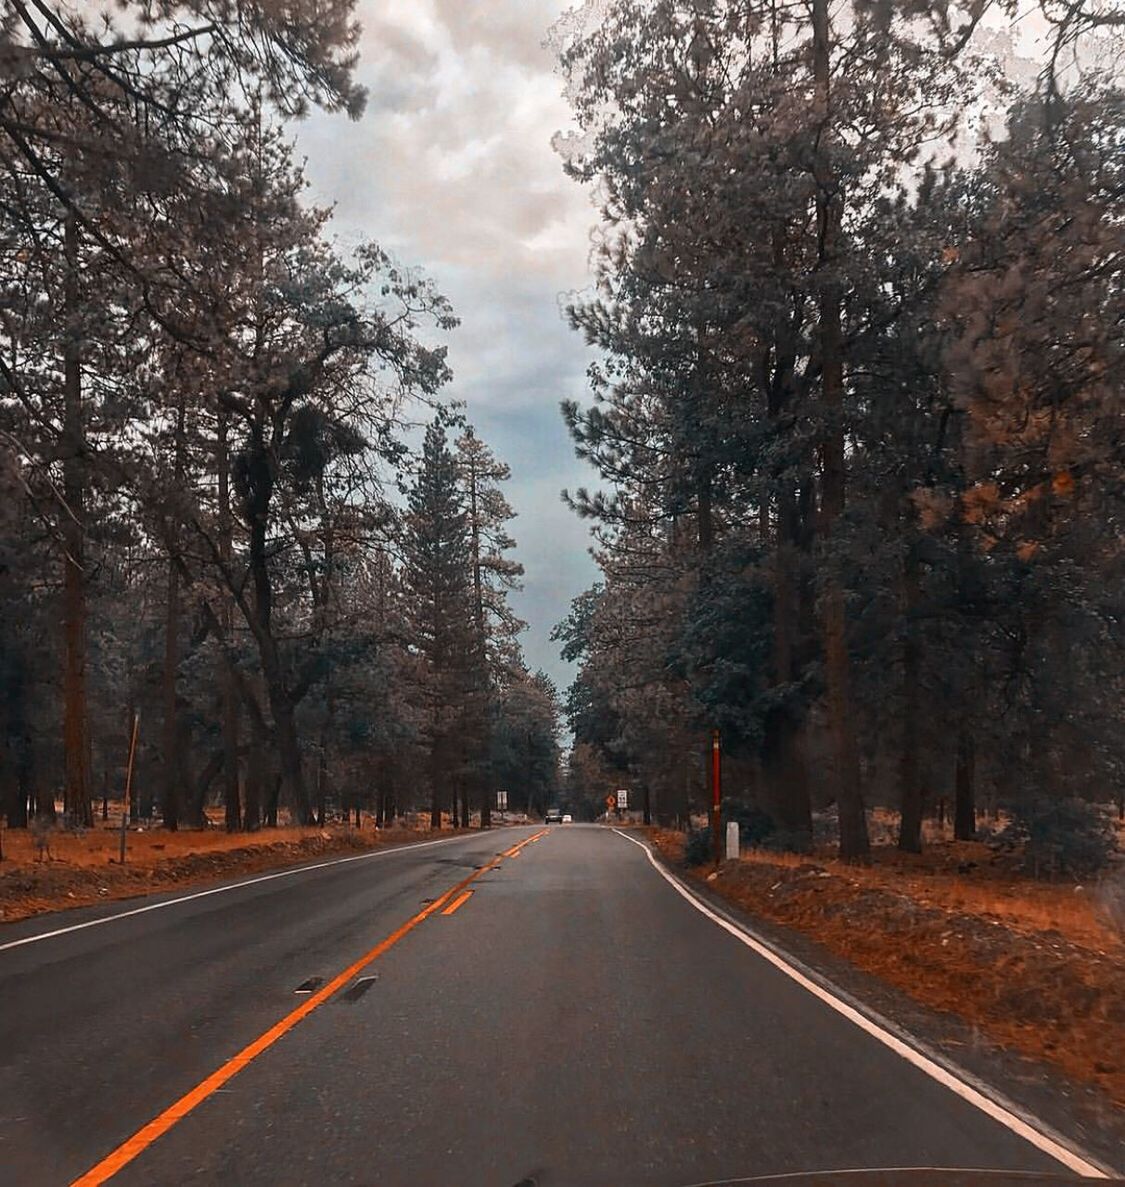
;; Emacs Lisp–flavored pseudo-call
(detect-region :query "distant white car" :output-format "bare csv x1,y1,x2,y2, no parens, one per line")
562,814,573,823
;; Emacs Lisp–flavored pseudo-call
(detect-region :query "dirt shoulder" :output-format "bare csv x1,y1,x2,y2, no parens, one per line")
647,829,1125,1110
0,820,462,925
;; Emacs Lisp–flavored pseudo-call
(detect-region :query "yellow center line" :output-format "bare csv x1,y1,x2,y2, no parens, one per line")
441,889,474,916
70,828,546,1186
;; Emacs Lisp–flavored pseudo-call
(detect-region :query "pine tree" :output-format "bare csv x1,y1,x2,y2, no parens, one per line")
455,426,525,826
404,419,475,828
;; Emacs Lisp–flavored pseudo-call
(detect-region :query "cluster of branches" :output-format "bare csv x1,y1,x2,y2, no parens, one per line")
0,0,560,831
553,0,1123,861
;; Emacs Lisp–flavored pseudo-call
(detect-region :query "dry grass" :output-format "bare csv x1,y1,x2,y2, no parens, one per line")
735,843,1124,956
0,814,448,923
1,820,350,871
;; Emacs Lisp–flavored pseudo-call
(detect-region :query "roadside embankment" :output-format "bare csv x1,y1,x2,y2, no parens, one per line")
0,820,464,924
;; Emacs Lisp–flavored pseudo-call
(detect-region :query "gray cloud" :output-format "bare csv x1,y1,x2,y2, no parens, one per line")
295,0,601,697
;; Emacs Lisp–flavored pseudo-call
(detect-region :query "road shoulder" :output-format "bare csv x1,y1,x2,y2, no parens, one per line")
625,828,1125,1176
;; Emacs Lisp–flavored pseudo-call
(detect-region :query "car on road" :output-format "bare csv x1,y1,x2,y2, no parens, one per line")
562,813,573,823
545,807,564,823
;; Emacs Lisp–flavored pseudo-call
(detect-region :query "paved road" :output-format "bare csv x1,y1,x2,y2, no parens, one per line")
0,825,1107,1186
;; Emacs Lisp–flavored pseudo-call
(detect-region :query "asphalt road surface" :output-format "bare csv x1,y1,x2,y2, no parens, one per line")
0,824,1111,1186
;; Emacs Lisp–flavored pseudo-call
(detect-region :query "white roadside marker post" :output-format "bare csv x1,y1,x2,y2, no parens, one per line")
725,821,739,862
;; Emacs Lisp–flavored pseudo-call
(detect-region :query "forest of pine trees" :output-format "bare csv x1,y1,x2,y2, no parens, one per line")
0,2,560,833
552,0,1123,865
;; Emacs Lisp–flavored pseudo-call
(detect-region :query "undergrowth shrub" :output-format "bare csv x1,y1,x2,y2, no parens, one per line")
990,796,1117,880
684,826,713,866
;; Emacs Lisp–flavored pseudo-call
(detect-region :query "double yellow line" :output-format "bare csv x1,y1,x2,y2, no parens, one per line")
72,828,547,1186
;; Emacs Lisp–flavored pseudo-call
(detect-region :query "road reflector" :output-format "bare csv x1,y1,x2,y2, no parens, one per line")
340,976,378,1003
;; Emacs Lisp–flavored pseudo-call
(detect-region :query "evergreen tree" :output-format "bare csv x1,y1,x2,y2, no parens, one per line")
403,419,475,828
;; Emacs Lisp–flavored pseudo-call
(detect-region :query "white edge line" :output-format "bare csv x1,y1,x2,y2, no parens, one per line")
0,832,489,955
612,828,1114,1180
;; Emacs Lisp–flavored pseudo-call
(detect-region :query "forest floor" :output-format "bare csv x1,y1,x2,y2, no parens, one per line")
0,813,463,925
647,828,1125,1108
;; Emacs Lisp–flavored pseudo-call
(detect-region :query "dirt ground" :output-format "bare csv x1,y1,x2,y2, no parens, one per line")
0,814,451,924
649,829,1125,1107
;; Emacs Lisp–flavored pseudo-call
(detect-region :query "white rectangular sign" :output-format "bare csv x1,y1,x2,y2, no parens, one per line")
616,789,628,810
496,790,508,810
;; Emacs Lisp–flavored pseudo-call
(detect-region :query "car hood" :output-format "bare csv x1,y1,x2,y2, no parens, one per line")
684,1171,1120,1187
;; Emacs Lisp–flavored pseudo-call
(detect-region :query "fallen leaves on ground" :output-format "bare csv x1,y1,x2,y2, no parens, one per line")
0,821,444,924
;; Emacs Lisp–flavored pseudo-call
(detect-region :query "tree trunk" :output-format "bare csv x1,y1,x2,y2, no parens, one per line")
161,557,181,831
243,738,263,832
954,728,976,841
216,407,241,832
269,692,310,825
467,458,492,832
315,685,333,827
429,735,442,829
162,393,188,831
188,748,221,829
897,542,923,853
761,711,811,848
316,746,326,827
765,491,813,847
642,783,651,826
62,213,91,828
221,688,241,832
697,468,714,554
245,429,311,825
265,771,281,827
813,0,868,863
128,702,141,823
5,657,31,828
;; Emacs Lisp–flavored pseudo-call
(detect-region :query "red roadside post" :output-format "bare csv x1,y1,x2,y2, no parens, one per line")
711,728,722,865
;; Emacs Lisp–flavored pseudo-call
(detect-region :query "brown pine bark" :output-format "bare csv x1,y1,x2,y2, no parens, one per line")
244,434,312,825
161,395,188,830
429,733,442,829
764,489,813,846
897,542,923,853
243,743,263,832
161,559,182,830
216,407,241,831
813,0,868,863
954,728,977,841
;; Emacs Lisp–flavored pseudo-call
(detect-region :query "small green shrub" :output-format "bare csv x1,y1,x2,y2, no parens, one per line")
760,826,813,855
722,800,776,847
684,826,714,866
990,796,1117,880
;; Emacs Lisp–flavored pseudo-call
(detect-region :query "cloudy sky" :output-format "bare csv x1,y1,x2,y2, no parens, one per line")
294,0,600,697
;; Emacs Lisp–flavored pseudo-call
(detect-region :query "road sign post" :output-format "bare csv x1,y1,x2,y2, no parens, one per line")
605,793,616,820
120,711,139,866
